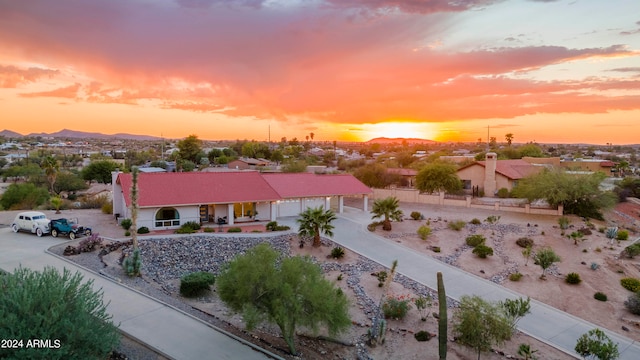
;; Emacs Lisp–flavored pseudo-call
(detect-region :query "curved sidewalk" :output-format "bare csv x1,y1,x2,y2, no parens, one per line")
0,228,281,360
279,209,640,360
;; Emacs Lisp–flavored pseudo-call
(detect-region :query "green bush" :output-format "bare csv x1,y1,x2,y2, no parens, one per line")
275,225,291,231
417,225,432,240
124,230,131,237
227,227,242,233
617,230,629,241
496,188,510,198
509,273,523,281
330,247,345,259
382,296,411,320
120,218,132,230
203,227,215,233
620,278,640,292
180,271,215,298
472,244,494,258
101,202,113,214
367,221,380,232
469,218,481,225
414,330,433,342
137,226,150,234
465,234,486,247
558,216,570,230
410,211,423,220
565,272,582,284
431,246,441,253
0,182,49,210
485,215,500,224
266,221,278,231
176,221,201,234
623,243,640,258
0,267,119,359
516,237,534,248
448,220,466,231
594,292,608,301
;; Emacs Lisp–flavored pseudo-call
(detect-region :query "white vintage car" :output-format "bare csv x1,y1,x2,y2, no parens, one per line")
11,211,51,237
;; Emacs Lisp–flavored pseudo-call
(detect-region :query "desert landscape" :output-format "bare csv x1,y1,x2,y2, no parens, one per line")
4,200,640,360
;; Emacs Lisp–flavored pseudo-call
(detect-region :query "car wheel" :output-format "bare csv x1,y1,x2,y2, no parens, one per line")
69,232,76,240
12,224,19,233
51,229,58,237
85,229,92,236
36,228,43,237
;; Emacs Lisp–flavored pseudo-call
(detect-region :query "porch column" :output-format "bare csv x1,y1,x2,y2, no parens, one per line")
338,195,344,213
363,194,368,211
324,197,331,210
270,202,277,221
300,197,305,212
227,203,234,225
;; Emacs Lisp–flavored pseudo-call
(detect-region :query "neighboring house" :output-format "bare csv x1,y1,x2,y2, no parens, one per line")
227,157,270,170
112,171,371,230
560,159,615,176
386,168,418,187
456,153,544,197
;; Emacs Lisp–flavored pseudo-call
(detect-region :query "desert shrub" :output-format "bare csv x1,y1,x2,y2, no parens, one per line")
469,218,481,225
431,246,441,253
180,271,215,298
617,230,629,241
485,215,500,224
266,221,278,231
176,221,201,234
410,211,423,220
376,271,388,287
590,262,599,270
558,216,570,230
577,227,592,236
595,247,602,253
203,227,215,233
330,247,345,259
496,188,510,198
620,278,640,292
0,267,119,359
623,243,640,258
565,272,582,284
465,234,486,247
76,234,103,253
77,194,111,209
598,227,606,233
448,220,466,231
625,292,640,315
251,230,262,233
227,227,242,233
594,292,608,301
509,273,523,281
120,218,132,230
472,244,494,258
124,230,131,237
382,296,411,320
414,330,433,342
183,221,201,231
417,225,432,240
367,221,380,232
275,225,290,231
175,227,195,234
101,202,113,214
137,226,150,234
516,237,534,248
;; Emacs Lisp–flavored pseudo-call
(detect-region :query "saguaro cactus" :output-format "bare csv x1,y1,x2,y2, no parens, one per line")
438,271,447,360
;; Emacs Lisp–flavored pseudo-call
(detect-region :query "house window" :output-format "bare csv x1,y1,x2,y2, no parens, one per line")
234,202,255,218
155,207,180,227
463,180,472,190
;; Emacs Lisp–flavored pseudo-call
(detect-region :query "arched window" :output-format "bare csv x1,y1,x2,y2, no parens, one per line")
155,207,180,227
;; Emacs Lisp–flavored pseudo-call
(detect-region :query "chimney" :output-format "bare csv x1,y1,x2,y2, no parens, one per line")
484,152,497,197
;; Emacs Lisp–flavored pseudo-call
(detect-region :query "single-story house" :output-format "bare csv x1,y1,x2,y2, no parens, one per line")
227,157,270,170
456,153,544,196
386,168,418,187
112,171,371,230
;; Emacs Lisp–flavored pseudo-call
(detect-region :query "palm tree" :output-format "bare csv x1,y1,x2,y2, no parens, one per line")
42,155,59,194
297,206,337,247
371,196,403,231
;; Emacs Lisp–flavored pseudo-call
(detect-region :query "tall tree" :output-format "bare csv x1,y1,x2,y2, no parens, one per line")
217,243,351,355
511,169,616,220
505,133,514,147
415,162,463,194
371,196,404,231
533,247,561,279
41,155,59,193
297,206,337,247
176,134,203,164
81,160,119,184
575,328,619,360
453,295,513,360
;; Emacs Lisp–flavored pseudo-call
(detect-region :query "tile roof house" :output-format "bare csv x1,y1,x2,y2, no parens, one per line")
456,153,544,197
112,171,371,230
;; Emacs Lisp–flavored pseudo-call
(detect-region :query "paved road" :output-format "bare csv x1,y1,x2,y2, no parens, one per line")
0,228,281,360
279,209,640,360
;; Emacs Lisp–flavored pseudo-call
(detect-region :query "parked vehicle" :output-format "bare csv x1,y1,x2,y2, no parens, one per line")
11,211,51,237
50,218,92,240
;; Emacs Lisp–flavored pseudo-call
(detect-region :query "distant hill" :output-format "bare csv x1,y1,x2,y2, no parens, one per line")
365,137,437,145
0,129,160,141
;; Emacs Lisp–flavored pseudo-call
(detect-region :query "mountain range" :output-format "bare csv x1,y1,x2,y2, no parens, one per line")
0,129,161,141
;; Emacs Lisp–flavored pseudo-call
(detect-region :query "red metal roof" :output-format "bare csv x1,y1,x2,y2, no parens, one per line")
117,172,281,207
262,173,372,198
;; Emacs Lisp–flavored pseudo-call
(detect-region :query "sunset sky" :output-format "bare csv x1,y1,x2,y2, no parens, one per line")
1,0,639,144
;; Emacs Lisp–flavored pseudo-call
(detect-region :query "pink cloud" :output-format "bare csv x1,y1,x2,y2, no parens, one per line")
0,65,58,88
19,83,81,98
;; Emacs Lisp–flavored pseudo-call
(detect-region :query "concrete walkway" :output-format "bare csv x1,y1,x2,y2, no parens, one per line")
279,208,640,360
0,228,281,360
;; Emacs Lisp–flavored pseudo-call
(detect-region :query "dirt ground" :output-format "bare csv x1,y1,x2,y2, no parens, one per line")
2,200,640,360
